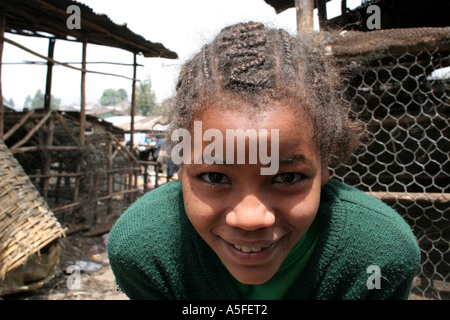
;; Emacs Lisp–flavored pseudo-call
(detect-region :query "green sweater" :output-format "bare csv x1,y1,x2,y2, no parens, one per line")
107,179,420,300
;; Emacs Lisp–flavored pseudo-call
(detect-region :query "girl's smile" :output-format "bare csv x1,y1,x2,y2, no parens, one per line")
179,102,329,285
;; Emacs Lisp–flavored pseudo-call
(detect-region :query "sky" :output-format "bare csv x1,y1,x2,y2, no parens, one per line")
1,0,363,109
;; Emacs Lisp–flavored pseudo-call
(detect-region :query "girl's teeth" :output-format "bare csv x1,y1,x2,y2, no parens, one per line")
234,244,268,252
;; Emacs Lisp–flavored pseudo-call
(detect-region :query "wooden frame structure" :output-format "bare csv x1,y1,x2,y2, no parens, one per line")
0,1,177,224
0,0,177,146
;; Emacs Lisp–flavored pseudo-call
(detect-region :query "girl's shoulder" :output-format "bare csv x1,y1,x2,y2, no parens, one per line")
107,181,188,270
322,179,408,228
320,179,420,270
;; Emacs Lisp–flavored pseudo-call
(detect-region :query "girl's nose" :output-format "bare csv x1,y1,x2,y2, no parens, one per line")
225,194,275,231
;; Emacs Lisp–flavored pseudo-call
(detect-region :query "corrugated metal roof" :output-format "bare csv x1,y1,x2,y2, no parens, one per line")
105,115,169,132
2,0,178,59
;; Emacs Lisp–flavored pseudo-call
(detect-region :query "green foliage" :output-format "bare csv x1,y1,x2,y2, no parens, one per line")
134,76,157,116
23,89,61,110
100,88,128,106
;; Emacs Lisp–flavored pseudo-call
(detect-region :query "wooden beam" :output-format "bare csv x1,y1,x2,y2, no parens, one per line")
3,109,35,140
44,38,55,110
55,112,79,145
9,109,52,151
369,192,450,204
3,37,138,81
295,0,315,32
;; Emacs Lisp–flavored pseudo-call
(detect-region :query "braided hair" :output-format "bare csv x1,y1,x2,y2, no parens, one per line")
167,21,363,166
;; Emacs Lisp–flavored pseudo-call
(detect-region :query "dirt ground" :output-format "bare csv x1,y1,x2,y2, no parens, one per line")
2,233,128,300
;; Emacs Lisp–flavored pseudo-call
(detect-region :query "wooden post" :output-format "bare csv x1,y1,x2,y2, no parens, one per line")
130,53,137,153
316,0,328,30
80,39,87,145
107,140,113,215
295,0,315,33
72,39,87,218
0,9,6,140
128,53,137,200
341,0,347,15
42,113,54,199
44,38,55,110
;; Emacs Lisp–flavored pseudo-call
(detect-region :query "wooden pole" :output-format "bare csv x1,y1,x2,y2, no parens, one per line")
316,0,328,30
130,53,137,153
295,0,315,33
341,0,347,15
80,39,87,145
0,9,6,140
107,139,113,215
44,38,55,110
42,113,55,200
72,39,87,218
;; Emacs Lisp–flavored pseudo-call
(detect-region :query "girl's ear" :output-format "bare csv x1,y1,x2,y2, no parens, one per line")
321,163,330,186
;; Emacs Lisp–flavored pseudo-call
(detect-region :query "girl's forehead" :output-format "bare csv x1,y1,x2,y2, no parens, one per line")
196,103,319,156
197,101,311,132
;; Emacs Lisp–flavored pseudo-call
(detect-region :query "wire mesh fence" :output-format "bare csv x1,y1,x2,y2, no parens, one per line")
327,28,450,299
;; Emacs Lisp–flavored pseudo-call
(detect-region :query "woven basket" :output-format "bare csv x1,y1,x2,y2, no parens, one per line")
0,140,65,282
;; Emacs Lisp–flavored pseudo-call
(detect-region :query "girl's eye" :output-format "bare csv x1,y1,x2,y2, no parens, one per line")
201,172,230,185
273,173,303,184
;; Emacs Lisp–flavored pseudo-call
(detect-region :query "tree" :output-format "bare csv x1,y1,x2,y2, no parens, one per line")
134,76,157,116
100,88,128,106
24,89,61,110
2,96,15,107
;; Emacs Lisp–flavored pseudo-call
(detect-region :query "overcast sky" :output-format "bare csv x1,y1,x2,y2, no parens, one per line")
1,0,362,109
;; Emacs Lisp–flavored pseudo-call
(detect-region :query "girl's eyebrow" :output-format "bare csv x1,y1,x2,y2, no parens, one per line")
279,155,308,165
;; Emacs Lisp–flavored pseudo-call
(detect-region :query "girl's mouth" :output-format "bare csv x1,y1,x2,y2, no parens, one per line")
221,238,281,265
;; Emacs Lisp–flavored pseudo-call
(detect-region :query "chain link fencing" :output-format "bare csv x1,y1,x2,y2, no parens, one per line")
326,27,450,299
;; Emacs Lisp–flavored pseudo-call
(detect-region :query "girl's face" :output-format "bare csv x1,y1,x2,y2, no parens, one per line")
179,102,329,285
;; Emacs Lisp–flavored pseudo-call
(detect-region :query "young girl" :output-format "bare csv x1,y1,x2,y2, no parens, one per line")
107,22,420,300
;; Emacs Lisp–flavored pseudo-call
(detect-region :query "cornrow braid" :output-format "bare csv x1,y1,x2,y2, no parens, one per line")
202,45,210,80
279,29,293,66
218,22,272,90
168,21,364,166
